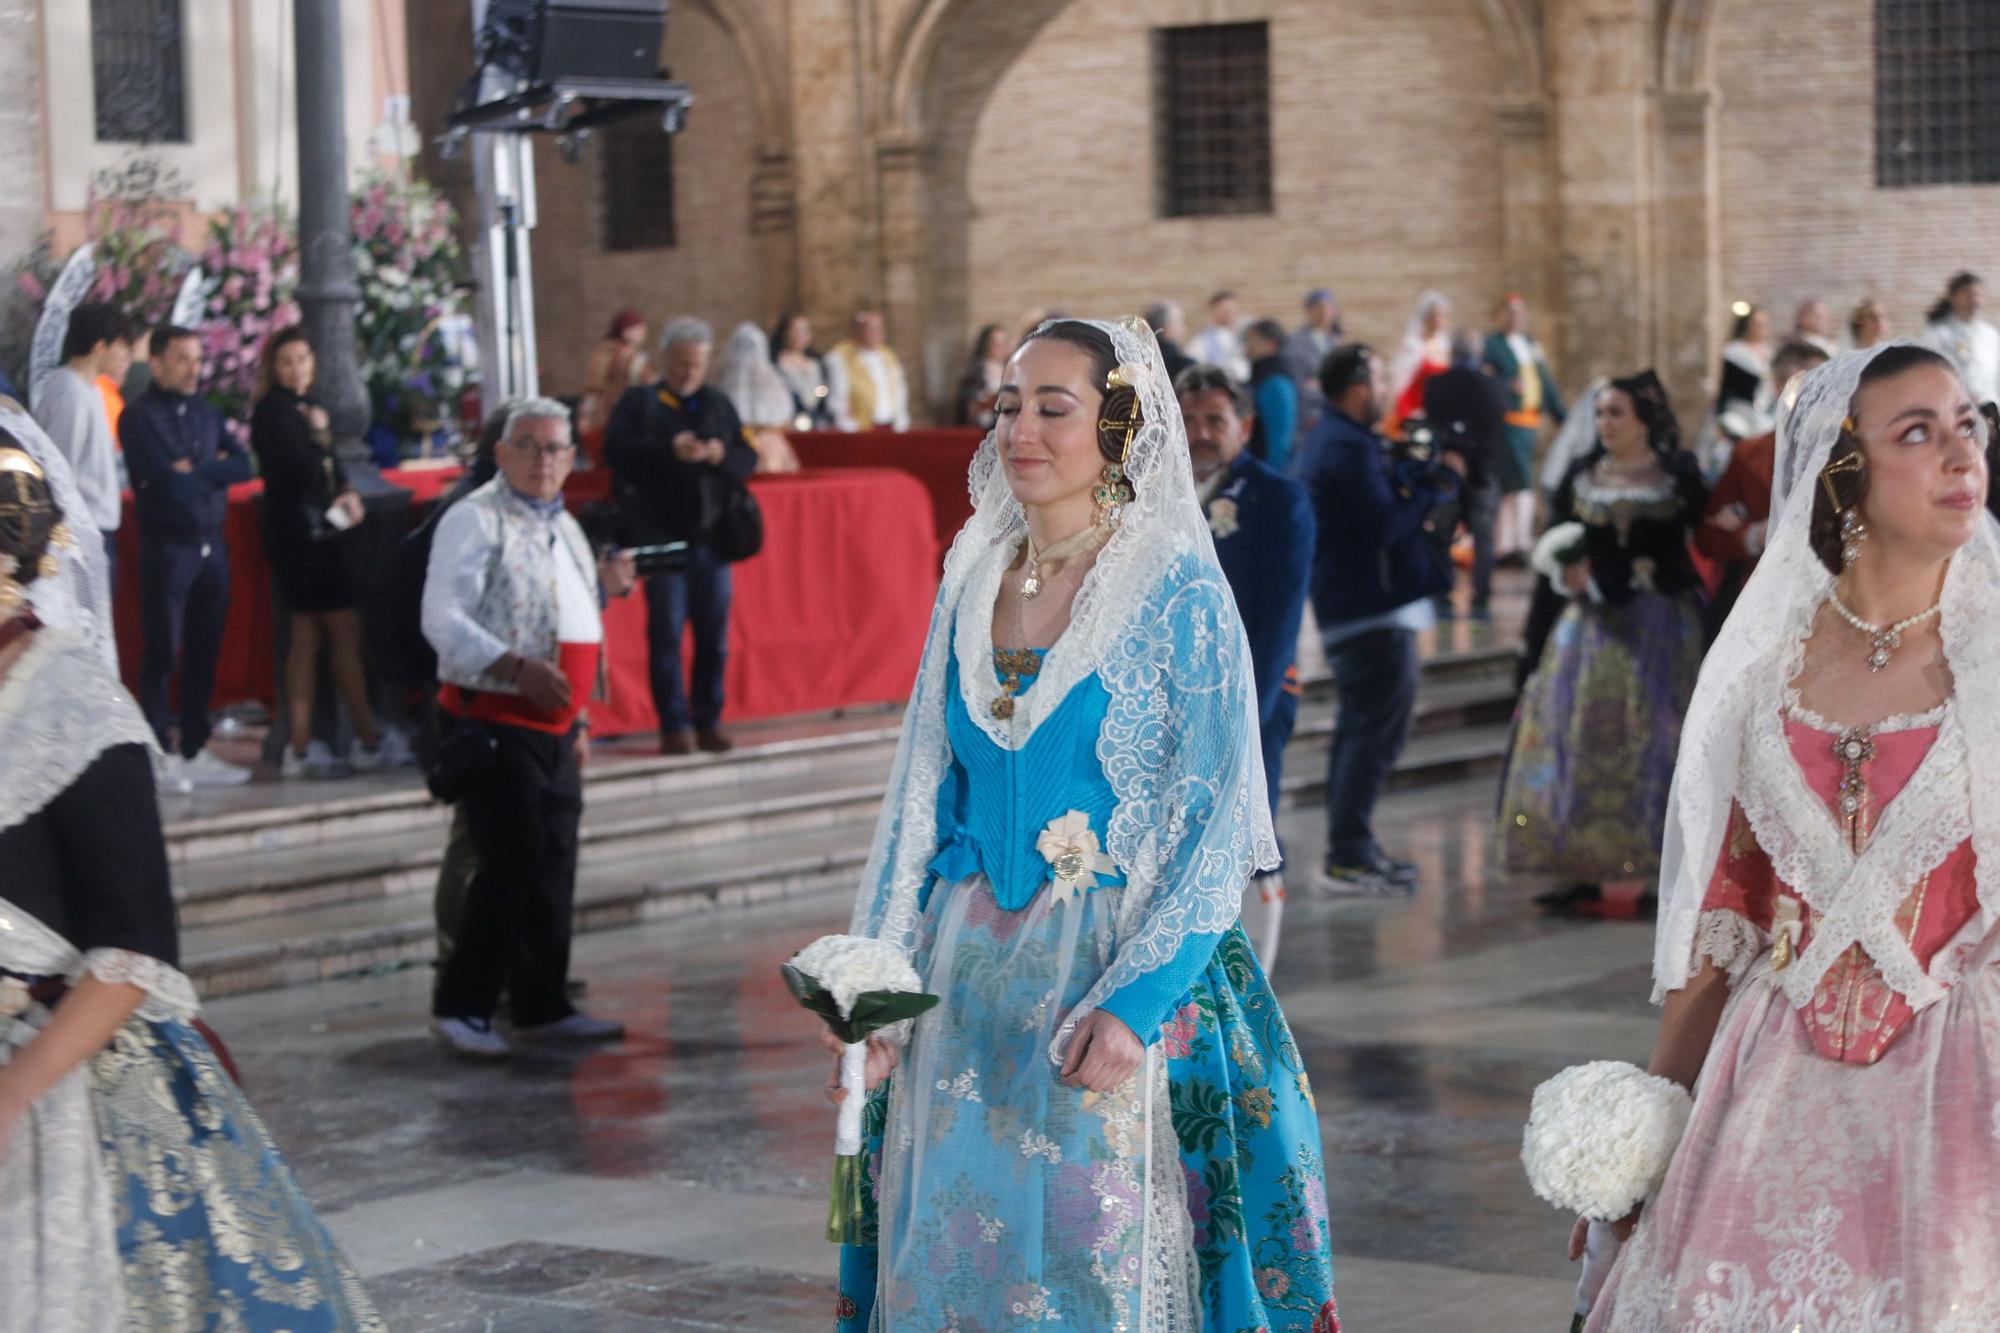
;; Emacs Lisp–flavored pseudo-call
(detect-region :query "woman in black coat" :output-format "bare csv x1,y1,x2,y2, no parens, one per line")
250,326,385,776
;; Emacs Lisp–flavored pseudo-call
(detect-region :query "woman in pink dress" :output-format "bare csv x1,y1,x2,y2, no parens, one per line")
1577,342,2000,1330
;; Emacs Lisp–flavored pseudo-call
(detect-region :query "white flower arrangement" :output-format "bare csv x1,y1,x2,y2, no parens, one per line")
787,933,923,1020
1529,520,1589,583
1522,1060,1692,1221
1208,497,1241,540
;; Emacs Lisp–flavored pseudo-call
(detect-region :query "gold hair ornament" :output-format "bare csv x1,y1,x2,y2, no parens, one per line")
1818,449,1864,514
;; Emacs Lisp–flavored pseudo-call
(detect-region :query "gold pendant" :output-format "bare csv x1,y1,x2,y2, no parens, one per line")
990,695,1015,720
1021,572,1042,599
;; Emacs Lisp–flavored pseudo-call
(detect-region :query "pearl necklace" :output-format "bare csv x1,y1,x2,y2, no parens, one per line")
1020,525,1108,600
1828,593,1940,672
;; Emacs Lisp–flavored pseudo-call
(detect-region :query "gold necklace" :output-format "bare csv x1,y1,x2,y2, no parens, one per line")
1020,524,1107,600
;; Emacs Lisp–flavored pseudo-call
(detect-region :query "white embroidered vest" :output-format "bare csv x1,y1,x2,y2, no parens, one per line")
440,477,601,695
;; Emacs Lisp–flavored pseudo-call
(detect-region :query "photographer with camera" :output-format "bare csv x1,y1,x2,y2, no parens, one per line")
1297,344,1460,896
420,399,635,1060
606,317,760,756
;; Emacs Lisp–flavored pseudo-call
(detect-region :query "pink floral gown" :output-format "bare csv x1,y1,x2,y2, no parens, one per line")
1587,697,2000,1331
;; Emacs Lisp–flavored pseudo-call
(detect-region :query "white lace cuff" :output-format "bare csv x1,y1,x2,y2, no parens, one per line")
1692,908,1767,986
74,948,200,1022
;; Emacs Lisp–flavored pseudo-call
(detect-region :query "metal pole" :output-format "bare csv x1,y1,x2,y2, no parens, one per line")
292,0,371,462
468,0,540,405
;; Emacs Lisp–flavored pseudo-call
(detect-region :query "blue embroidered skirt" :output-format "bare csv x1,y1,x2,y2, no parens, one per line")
837,876,1339,1332
89,1017,385,1331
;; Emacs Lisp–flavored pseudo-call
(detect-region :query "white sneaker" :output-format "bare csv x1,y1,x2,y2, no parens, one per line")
181,747,252,788
346,738,385,773
281,740,349,780
431,1016,512,1060
514,1012,625,1044
152,750,193,796
374,726,418,770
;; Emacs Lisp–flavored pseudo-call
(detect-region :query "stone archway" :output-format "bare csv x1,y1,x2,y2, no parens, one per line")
884,0,1535,409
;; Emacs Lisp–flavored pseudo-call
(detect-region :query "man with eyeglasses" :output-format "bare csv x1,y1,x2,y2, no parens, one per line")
420,398,636,1059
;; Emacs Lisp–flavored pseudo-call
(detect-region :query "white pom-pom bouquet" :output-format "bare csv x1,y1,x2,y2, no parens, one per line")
1522,1060,1692,1221
1523,1061,1693,1328
784,934,938,1244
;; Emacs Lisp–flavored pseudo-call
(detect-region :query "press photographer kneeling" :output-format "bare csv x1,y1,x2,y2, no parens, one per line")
419,398,637,1060
1298,343,1462,896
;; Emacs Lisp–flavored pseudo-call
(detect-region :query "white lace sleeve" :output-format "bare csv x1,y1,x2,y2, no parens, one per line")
75,948,200,1022
1691,909,1767,987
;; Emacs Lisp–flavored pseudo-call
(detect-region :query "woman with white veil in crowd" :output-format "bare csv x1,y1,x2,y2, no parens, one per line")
1568,342,2000,1329
714,320,802,473
826,317,1338,1332
1387,290,1452,434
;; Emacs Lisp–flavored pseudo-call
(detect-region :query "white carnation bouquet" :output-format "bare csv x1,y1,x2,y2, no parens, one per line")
1529,520,1589,584
1522,1060,1693,1326
784,934,937,1244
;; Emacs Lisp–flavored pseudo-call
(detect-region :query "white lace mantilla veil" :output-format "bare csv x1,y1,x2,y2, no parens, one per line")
0,396,115,655
1652,340,2000,1004
848,315,1280,1060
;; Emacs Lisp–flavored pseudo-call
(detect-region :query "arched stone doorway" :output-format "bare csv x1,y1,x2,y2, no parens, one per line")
886,0,1540,409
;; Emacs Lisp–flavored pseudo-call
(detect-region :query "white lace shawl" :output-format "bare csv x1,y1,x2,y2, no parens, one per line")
1652,342,2000,1007
0,628,195,1021
0,396,116,659
848,316,1279,1062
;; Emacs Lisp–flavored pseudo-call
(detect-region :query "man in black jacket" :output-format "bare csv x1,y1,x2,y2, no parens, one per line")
121,325,254,789
605,317,758,755
1421,332,1511,620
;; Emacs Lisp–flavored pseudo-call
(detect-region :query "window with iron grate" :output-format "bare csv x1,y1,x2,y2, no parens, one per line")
1877,0,2000,186
1153,22,1274,219
91,0,188,144
600,119,678,252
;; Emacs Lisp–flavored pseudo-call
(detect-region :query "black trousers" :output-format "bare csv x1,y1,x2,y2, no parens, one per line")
137,536,231,757
1322,627,1421,866
432,718,582,1027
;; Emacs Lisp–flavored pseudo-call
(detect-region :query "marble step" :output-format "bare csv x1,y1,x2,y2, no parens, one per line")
163,644,1518,868
171,749,897,928
171,658,1518,930
177,719,1516,999
161,717,904,867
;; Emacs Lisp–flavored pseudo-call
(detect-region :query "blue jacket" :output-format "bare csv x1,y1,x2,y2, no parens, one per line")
1248,356,1300,472
1204,453,1314,732
1297,409,1456,627
121,387,251,543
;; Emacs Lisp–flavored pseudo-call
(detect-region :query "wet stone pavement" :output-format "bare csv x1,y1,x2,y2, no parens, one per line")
210,775,1659,1331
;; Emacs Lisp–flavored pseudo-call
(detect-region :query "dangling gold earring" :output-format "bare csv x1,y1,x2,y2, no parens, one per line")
1093,462,1134,522
1839,508,1868,569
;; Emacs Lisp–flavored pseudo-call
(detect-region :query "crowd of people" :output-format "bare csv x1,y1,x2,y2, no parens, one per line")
5,252,2000,1329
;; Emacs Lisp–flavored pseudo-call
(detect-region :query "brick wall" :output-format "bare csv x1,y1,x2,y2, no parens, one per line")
1713,0,2000,344
530,1,765,397
918,0,1512,400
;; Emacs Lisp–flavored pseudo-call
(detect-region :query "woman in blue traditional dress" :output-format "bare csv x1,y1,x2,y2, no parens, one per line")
828,317,1339,1332
0,427,383,1331
1498,371,1709,916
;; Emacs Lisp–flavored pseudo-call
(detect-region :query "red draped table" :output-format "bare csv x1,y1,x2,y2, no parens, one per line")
111,464,938,737
788,429,982,563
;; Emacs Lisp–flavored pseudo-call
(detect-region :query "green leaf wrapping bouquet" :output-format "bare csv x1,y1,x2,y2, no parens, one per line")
783,934,937,1245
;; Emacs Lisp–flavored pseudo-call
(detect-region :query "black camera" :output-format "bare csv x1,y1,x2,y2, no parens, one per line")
1384,418,1458,498
624,542,691,577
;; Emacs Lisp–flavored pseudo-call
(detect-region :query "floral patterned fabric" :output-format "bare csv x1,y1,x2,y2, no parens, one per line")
92,1016,386,1331
835,881,1336,1332
1498,592,1704,883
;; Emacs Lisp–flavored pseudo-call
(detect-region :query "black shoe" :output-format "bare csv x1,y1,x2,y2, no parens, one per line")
1374,852,1419,885
1533,883,1603,915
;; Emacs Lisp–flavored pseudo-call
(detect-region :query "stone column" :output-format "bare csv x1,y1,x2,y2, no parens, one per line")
0,0,47,318
293,0,372,458
1545,0,1657,385
1655,87,1722,436
1496,96,1563,370
875,133,931,419
785,0,874,335
750,150,801,322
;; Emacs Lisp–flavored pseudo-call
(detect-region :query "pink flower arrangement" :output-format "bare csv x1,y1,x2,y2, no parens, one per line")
195,200,301,420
